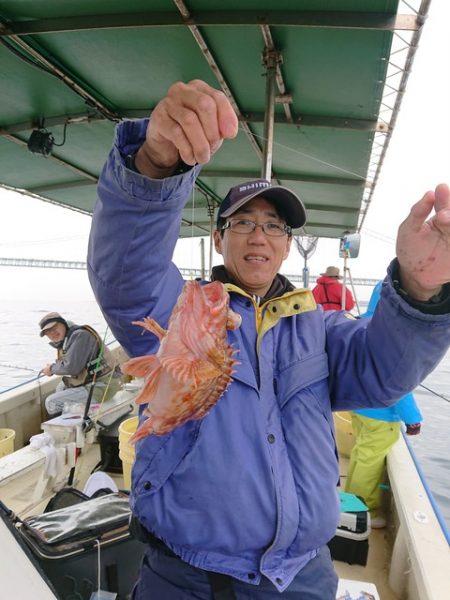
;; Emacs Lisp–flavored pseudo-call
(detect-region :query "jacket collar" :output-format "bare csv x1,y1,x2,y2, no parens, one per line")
211,265,295,304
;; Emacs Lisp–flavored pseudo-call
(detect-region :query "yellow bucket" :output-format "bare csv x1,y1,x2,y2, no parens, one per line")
118,416,138,490
333,412,355,458
0,428,16,458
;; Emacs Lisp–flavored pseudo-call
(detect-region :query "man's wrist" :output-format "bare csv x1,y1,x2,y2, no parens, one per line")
133,145,178,178
390,259,450,314
126,147,193,179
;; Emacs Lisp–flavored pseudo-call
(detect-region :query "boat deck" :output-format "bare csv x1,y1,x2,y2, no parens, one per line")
8,441,399,599
336,456,398,599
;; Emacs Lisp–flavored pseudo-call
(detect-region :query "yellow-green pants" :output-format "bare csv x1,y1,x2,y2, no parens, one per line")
344,413,401,512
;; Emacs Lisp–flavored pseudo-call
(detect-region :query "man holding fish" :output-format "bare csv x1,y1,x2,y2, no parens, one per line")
88,79,450,599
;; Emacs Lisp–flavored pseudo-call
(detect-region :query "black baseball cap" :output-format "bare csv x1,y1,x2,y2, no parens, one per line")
217,179,307,228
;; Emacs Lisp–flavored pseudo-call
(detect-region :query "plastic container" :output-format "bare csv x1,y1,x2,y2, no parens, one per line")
41,418,81,445
118,416,138,490
0,428,16,458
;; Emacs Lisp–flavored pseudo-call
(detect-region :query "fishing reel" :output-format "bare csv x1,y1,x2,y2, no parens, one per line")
81,416,95,434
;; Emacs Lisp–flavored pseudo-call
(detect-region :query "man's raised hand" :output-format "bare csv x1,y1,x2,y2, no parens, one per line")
136,80,238,178
396,183,450,300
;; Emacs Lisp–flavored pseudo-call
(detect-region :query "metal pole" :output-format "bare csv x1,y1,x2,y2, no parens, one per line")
262,49,281,180
200,238,205,280
346,267,360,316
341,256,348,310
303,256,309,288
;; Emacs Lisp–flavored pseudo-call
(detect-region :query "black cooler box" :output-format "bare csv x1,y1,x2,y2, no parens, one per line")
17,492,146,599
328,493,370,566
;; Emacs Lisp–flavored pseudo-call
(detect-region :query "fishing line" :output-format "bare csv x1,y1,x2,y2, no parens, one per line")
191,177,195,266
237,125,367,181
91,323,127,424
186,164,203,278
362,228,395,245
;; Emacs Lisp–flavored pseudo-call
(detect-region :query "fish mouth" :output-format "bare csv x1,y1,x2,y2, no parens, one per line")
203,281,228,311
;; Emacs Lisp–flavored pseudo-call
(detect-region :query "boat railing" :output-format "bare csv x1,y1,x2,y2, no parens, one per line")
0,342,128,448
387,435,450,600
402,433,450,545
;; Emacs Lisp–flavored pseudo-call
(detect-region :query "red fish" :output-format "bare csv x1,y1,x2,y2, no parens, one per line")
122,280,241,441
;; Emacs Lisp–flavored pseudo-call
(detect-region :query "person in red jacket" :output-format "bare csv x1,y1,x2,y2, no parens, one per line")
312,266,355,311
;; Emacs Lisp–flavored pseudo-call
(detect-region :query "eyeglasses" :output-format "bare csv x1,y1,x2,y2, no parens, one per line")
221,218,292,237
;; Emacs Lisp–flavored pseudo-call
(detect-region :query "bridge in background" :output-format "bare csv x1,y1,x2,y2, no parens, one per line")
1,257,380,287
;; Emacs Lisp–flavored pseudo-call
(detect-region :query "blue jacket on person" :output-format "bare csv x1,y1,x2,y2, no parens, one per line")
354,281,423,424
87,119,449,593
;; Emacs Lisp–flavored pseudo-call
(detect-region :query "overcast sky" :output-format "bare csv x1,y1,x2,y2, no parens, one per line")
1,0,449,294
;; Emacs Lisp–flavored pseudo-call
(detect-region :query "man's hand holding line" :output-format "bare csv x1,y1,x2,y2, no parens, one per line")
135,80,238,179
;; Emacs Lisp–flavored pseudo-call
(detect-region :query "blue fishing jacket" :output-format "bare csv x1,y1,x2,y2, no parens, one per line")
87,119,450,592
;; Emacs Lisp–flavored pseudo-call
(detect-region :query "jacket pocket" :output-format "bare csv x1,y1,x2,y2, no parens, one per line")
276,352,329,410
133,419,202,494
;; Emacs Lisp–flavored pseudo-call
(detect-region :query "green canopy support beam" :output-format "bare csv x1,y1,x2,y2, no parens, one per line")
1,12,420,37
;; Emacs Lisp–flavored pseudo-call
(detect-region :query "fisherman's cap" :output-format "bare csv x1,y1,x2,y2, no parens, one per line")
39,312,67,337
321,266,341,279
217,179,307,229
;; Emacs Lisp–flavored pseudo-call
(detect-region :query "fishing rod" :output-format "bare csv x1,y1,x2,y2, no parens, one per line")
68,325,113,486
419,383,450,404
0,362,42,374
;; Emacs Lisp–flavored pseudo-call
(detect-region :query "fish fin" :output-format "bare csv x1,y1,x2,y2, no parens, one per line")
131,412,179,441
130,417,154,443
190,371,234,420
133,365,164,405
207,343,239,369
132,317,167,340
122,354,160,378
227,308,242,330
159,354,194,382
192,359,223,384
161,355,222,385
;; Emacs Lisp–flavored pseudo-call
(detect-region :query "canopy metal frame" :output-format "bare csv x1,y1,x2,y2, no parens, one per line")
0,0,431,239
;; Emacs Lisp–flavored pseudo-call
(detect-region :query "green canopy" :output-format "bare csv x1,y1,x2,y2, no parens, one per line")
0,0,429,238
